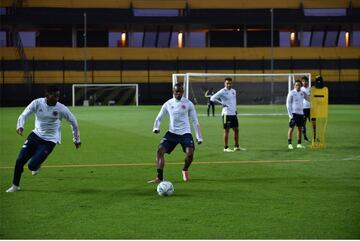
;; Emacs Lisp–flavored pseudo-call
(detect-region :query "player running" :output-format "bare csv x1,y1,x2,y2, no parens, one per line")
149,83,203,183
286,80,310,150
5,86,81,193
210,77,245,152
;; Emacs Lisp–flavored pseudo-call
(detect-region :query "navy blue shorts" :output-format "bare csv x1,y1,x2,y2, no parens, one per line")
289,113,304,128
222,115,239,129
159,131,195,154
12,132,56,186
19,132,56,170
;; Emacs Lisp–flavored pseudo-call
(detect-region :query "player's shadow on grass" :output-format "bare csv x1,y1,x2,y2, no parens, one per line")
22,186,214,197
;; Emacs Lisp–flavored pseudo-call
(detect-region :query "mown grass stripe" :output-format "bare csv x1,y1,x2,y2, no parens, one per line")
0,159,310,169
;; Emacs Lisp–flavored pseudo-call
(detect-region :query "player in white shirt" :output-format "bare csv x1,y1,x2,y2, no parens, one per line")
301,76,311,142
211,77,245,152
149,83,203,183
286,80,310,150
6,86,81,193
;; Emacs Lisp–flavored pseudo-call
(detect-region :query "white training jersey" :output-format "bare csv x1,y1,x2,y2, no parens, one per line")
301,86,311,109
153,97,203,142
17,98,80,144
286,89,310,118
210,87,237,116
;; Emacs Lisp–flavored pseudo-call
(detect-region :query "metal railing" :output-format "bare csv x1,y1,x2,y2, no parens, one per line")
11,0,33,99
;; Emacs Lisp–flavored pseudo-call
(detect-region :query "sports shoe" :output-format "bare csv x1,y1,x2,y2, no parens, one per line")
304,135,310,142
296,144,306,149
288,144,294,150
147,177,161,184
234,146,247,151
224,148,235,152
6,184,20,193
182,170,190,182
31,168,40,176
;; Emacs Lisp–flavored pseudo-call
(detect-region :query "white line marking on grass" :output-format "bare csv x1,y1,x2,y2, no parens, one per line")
198,113,287,117
0,160,310,170
342,155,360,161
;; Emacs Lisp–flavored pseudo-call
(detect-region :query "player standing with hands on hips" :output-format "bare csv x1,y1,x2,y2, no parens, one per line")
149,83,203,183
6,86,81,193
286,80,310,150
211,77,245,152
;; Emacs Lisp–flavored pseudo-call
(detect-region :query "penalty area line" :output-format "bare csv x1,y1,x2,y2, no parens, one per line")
0,160,310,170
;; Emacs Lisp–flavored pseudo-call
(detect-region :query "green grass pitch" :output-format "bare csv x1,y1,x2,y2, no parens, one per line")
0,105,359,239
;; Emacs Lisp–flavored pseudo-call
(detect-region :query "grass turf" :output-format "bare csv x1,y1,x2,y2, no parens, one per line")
0,105,359,239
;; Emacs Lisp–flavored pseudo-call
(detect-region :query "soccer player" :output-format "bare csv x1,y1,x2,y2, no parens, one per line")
5,86,81,193
210,77,245,152
150,83,203,183
205,88,215,117
286,80,310,150
301,76,311,141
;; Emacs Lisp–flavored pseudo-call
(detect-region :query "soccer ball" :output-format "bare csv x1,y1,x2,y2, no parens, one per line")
157,181,174,196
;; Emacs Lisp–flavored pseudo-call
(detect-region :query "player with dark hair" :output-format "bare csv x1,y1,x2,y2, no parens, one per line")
149,83,203,183
211,77,245,152
6,86,81,193
311,75,325,142
286,80,310,150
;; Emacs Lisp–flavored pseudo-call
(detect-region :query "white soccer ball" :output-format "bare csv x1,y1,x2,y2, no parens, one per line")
157,181,174,196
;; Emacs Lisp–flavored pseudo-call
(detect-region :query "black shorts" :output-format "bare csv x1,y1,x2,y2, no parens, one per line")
222,115,239,129
303,108,310,121
289,113,304,128
159,131,195,154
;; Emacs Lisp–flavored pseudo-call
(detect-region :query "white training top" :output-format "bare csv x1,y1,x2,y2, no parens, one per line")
17,98,80,144
210,87,237,116
153,97,203,142
286,89,310,118
301,86,311,109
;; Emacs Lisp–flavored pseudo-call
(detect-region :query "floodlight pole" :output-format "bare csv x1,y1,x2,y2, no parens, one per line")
270,8,274,104
83,12,88,103
270,8,274,72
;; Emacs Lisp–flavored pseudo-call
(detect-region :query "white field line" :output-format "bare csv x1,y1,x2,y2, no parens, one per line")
342,155,360,161
0,159,310,170
198,113,287,117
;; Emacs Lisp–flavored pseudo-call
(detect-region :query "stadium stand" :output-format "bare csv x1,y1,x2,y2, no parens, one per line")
0,0,359,106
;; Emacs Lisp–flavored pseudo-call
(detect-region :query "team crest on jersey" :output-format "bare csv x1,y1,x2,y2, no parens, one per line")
53,111,58,116
181,105,186,109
